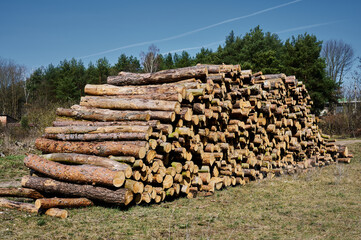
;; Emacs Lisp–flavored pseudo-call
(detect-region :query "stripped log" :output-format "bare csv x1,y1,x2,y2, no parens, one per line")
24,154,126,187
35,138,147,158
107,66,208,85
21,176,133,206
35,198,94,209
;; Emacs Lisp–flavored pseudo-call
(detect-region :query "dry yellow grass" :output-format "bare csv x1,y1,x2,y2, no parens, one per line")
0,142,360,239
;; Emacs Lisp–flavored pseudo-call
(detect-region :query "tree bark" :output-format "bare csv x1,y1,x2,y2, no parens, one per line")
41,153,132,175
145,110,176,122
43,132,149,141
45,125,152,135
53,119,160,128
84,84,186,97
0,187,44,199
0,197,68,218
35,138,147,159
107,66,208,85
56,105,150,122
22,176,133,206
24,154,126,187
35,197,94,209
80,96,181,113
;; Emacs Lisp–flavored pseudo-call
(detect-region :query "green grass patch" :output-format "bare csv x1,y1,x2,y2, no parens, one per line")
0,155,27,180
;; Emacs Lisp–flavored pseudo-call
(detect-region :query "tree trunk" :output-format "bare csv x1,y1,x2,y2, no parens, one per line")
24,154,126,187
85,84,186,97
41,153,132,175
45,125,152,135
107,66,208,85
0,187,44,199
43,132,149,141
145,110,176,122
56,105,150,122
35,138,147,159
21,176,133,206
0,197,68,218
35,197,94,209
80,96,181,113
53,119,160,128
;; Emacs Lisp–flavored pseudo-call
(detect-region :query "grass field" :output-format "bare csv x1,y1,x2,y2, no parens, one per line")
0,142,360,240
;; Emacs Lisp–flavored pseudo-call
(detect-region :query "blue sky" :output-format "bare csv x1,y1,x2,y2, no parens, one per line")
1,0,361,83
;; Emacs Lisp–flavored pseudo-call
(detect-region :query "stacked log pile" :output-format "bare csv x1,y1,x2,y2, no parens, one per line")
0,65,353,217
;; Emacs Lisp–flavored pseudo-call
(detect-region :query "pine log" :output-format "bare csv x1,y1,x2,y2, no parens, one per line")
35,197,94,209
146,110,176,122
35,138,147,159
44,132,149,141
0,198,68,218
21,176,133,206
80,96,181,113
56,105,150,122
24,154,126,187
41,153,132,175
0,187,44,199
45,125,152,135
85,92,183,102
85,84,186,97
53,119,160,128
107,66,208,85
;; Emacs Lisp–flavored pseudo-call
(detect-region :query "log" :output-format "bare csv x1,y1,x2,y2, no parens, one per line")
0,198,68,218
41,153,132,175
124,180,144,194
0,187,44,199
85,92,183,102
56,105,150,122
80,96,181,113
45,125,152,135
35,138,147,159
84,84,186,97
145,110,176,122
24,154,126,187
44,132,149,141
22,176,133,206
107,66,208,85
35,197,94,209
53,119,160,128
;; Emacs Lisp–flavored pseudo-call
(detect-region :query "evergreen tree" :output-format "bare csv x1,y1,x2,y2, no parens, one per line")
174,51,193,68
195,48,215,64
96,57,110,84
110,54,141,75
281,33,338,113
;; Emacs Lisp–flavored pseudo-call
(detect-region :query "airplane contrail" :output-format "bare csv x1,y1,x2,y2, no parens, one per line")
78,0,301,59
274,20,343,34
162,19,341,56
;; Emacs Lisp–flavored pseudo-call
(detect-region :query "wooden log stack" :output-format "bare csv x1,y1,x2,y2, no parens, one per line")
0,65,353,216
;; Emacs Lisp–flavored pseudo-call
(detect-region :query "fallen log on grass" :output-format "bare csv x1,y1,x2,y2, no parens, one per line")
24,154,126,187
0,198,68,218
21,176,133,206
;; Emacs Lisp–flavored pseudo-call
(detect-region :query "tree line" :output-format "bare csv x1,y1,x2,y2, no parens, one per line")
0,26,357,121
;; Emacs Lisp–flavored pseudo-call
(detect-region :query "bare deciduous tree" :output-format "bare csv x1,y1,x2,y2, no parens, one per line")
322,39,354,85
140,44,160,73
0,57,26,118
